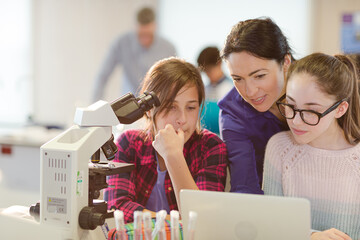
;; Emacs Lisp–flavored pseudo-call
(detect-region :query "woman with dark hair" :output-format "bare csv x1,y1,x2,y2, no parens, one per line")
264,53,360,240
104,57,228,223
218,18,293,194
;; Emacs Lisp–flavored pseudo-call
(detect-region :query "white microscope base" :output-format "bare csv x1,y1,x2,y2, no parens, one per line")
0,205,110,240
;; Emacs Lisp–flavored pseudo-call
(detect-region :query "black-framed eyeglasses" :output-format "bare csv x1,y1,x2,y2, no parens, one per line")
276,95,346,126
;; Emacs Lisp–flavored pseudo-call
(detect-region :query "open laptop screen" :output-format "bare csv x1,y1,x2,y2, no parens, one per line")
180,190,311,240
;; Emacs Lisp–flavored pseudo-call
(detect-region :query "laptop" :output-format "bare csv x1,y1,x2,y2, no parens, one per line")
180,190,311,240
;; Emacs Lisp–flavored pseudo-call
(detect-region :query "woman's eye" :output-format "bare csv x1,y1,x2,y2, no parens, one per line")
187,106,196,110
255,74,265,79
232,77,242,82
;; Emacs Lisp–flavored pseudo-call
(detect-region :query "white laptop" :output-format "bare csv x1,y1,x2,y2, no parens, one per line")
180,190,311,240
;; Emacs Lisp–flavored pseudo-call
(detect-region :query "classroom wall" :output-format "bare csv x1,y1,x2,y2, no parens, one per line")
311,0,360,55
31,0,360,127
0,1,32,125
32,0,157,127
158,0,313,65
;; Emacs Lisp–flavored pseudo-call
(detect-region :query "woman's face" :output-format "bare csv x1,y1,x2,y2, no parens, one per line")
226,51,288,112
286,72,346,146
154,84,200,143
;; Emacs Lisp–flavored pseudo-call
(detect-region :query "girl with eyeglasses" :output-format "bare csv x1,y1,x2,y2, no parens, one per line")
263,53,360,240
218,18,293,194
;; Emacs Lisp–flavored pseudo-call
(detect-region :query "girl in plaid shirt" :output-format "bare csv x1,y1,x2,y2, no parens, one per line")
104,57,228,223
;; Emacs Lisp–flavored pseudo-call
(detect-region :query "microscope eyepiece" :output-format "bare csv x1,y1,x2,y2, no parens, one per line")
111,91,160,124
139,91,160,110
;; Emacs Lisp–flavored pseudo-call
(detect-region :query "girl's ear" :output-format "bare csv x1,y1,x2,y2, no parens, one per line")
335,101,349,119
283,54,292,73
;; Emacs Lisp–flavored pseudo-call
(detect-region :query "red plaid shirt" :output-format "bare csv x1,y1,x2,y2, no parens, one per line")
104,129,228,223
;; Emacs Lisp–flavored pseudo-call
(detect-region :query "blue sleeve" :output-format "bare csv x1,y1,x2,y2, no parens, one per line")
219,109,263,194
161,37,177,57
92,36,123,102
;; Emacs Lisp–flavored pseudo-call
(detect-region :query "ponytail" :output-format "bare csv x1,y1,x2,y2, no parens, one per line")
334,55,360,144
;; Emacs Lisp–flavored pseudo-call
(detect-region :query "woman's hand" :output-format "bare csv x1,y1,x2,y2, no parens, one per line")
311,228,352,240
152,124,184,160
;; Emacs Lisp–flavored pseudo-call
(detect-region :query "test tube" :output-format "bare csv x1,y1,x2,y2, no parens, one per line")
114,210,127,240
170,210,180,240
133,211,143,240
152,210,167,240
143,211,152,240
188,211,198,240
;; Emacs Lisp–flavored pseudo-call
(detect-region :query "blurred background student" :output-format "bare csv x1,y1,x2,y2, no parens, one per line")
197,46,233,134
91,7,176,102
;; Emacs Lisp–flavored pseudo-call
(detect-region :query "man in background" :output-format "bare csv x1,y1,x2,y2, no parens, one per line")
92,7,176,101
197,46,233,134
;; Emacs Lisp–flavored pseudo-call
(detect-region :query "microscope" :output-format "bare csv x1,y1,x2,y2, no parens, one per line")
30,91,160,239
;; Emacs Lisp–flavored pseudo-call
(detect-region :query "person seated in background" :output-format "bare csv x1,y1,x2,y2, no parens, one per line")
104,57,228,223
263,53,360,240
197,46,233,134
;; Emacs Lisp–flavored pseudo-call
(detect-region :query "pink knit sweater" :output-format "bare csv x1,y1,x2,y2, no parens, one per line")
263,131,360,239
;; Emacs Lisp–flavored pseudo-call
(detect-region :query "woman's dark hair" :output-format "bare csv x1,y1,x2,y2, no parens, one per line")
286,53,360,145
221,18,294,65
140,57,205,137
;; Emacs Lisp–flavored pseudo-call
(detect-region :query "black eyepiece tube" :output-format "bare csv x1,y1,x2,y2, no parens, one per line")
111,91,160,124
137,91,160,111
